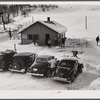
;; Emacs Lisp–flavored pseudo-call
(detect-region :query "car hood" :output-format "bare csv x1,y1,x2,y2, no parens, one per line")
56,67,74,78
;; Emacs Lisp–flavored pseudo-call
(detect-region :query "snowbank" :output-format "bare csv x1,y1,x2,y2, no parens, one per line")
88,78,100,90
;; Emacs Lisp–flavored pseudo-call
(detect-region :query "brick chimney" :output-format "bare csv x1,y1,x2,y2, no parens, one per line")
47,17,50,22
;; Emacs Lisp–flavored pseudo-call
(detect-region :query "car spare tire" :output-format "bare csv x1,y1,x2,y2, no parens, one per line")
70,74,75,83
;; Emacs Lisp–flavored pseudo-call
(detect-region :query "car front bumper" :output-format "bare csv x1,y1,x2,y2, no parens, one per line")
53,77,71,83
27,72,44,76
9,69,25,73
0,69,3,71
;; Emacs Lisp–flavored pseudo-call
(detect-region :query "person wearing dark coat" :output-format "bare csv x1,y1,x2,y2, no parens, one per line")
9,28,12,40
54,37,58,46
47,39,51,48
72,50,79,59
62,37,66,47
96,36,99,46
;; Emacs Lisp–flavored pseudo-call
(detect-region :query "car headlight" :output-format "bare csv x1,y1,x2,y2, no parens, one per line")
21,69,25,72
33,68,38,71
14,65,17,68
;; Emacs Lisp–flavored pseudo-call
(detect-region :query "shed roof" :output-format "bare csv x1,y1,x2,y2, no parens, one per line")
20,20,67,34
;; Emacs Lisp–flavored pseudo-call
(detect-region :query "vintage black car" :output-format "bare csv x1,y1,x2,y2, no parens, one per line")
27,55,55,77
0,50,16,71
53,58,84,83
9,52,37,73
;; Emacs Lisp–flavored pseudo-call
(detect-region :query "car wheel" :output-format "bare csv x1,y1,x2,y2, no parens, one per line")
78,66,83,73
80,68,82,73
70,74,75,83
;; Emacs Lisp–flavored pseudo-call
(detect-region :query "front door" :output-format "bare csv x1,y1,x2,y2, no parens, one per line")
45,34,50,45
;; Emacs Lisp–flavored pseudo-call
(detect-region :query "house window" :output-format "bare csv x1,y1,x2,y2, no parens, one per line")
33,35,39,40
27,35,32,40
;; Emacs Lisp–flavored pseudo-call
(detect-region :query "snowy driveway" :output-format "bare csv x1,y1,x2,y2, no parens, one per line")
0,39,99,90
0,71,97,90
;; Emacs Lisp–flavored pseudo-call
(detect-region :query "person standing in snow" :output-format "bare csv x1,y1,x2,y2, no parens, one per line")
47,39,51,48
61,38,64,47
8,28,12,40
64,37,67,47
58,38,62,47
49,57,57,74
62,37,66,47
96,36,99,46
72,50,79,59
54,37,58,46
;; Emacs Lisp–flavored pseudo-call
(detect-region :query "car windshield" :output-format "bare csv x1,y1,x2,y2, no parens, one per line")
36,58,48,63
14,56,25,62
59,60,77,68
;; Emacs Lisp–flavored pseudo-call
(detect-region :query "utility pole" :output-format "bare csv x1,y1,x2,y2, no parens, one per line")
32,16,34,23
85,16,87,30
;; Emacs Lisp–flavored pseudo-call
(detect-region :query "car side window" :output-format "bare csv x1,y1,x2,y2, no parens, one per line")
30,55,35,61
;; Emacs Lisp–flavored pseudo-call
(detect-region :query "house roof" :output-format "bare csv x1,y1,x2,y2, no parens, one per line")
38,20,67,34
19,20,67,34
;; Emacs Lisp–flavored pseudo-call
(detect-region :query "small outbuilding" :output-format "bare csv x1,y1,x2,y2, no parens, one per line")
20,17,67,46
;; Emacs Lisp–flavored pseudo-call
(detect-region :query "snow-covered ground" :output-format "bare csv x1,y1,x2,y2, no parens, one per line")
0,38,99,90
0,3,100,90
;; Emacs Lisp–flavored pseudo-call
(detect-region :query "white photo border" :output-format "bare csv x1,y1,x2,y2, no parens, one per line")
0,1,100,99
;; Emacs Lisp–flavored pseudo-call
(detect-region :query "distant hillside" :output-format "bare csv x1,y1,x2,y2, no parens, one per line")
59,4,100,11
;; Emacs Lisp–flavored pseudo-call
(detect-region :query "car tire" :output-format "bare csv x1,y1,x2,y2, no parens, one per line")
80,68,82,73
79,64,83,73
70,74,75,83
78,66,83,73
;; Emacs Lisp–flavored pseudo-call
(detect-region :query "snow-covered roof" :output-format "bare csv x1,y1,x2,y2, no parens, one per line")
38,20,67,34
20,20,67,34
